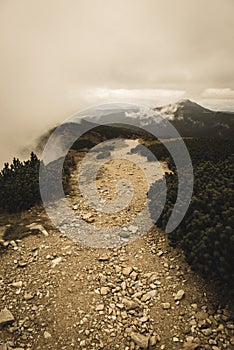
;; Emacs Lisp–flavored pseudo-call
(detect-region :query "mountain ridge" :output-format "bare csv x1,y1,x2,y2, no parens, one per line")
35,100,234,160
153,99,234,138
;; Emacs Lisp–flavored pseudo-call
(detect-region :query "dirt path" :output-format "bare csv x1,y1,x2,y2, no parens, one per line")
0,144,234,350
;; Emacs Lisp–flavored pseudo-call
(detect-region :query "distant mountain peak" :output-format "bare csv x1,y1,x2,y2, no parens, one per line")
177,99,211,111
177,98,199,106
157,99,210,110
153,99,212,121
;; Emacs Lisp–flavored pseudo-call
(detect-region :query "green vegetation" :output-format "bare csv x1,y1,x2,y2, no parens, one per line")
0,152,41,213
149,138,234,296
0,152,75,213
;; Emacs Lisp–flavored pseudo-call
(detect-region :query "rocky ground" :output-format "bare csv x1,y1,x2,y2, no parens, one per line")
0,144,234,350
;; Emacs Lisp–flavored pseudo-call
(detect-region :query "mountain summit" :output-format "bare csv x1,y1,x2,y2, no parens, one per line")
153,99,234,138
154,99,211,121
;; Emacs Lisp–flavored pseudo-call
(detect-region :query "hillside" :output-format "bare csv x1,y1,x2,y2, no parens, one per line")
0,103,234,349
153,99,234,138
35,101,234,160
1,145,234,349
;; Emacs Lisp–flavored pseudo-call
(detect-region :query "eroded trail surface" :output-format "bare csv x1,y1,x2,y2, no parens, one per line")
1,142,234,350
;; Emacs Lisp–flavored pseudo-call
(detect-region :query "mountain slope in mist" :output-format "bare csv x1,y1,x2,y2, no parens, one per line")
154,99,234,138
36,100,234,163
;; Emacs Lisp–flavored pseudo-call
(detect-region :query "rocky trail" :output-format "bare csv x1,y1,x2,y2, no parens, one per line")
1,141,234,350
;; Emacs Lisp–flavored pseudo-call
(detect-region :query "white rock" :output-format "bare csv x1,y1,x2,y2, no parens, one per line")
44,331,52,339
162,303,171,310
130,332,149,349
100,287,110,295
27,223,48,236
51,257,62,268
12,281,23,288
173,337,179,342
174,290,185,301
122,266,133,276
0,308,14,327
141,290,156,302
128,225,138,234
96,304,105,311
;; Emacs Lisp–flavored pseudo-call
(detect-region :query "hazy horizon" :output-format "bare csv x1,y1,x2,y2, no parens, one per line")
1,0,234,167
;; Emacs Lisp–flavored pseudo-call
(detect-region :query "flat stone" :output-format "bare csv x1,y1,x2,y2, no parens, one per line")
96,304,105,311
122,266,133,276
12,281,23,288
149,335,158,346
80,340,86,347
17,261,28,267
83,213,93,220
119,232,130,238
27,223,48,236
51,257,62,268
139,316,148,323
98,254,110,261
157,250,164,257
128,225,138,234
130,271,138,281
115,266,121,273
44,331,52,339
174,290,185,301
0,308,14,327
183,342,200,350
24,292,34,300
201,328,212,336
121,281,127,290
121,311,128,319
173,337,179,342
162,303,171,310
195,311,208,320
141,290,156,302
100,287,110,295
122,298,138,310
130,332,149,349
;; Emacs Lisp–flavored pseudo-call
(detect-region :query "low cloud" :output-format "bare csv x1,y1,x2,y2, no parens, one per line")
201,88,234,100
75,88,186,107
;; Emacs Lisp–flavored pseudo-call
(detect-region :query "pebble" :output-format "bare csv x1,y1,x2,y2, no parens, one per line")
98,253,110,261
44,331,52,339
11,281,23,288
122,298,138,310
141,290,156,302
183,342,200,349
128,225,138,234
122,266,133,276
173,337,179,342
162,303,171,310
27,223,49,236
24,292,34,300
0,308,15,327
100,287,110,295
96,304,105,311
80,340,86,347
174,289,185,301
51,257,62,268
130,332,149,349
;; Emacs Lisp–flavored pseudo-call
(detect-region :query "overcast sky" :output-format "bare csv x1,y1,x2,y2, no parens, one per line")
0,0,234,165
